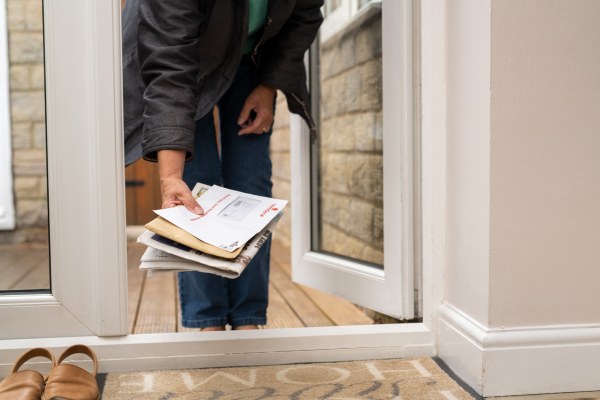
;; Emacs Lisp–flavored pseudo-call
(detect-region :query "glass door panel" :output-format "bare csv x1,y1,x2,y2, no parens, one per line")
315,2,383,268
0,0,50,293
292,0,416,320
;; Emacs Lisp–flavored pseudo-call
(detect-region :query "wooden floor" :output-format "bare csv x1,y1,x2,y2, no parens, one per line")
127,239,374,333
0,239,373,331
0,244,50,292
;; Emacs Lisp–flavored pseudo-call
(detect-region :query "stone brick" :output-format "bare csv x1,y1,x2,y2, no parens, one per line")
346,153,383,203
321,223,370,262
359,59,383,111
9,65,30,90
13,148,46,176
39,177,48,198
319,76,336,120
372,206,384,247
322,69,361,118
16,199,48,227
360,244,384,266
321,115,355,152
374,112,383,151
273,94,290,131
272,179,290,202
347,198,376,243
14,176,40,199
30,64,45,89
10,91,45,122
271,153,290,181
352,112,381,152
341,68,362,114
33,123,46,148
271,127,290,153
320,153,347,194
320,192,350,226
11,122,32,148
7,0,44,31
321,33,356,79
355,13,382,64
9,32,44,64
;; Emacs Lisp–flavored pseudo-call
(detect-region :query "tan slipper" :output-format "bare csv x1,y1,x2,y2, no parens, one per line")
42,345,100,400
0,347,56,400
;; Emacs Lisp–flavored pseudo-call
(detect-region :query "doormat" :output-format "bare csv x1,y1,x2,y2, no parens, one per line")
100,357,477,399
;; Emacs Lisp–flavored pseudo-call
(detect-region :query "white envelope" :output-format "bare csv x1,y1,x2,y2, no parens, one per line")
154,185,287,252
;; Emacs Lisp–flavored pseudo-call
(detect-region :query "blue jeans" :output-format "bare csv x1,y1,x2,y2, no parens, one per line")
179,61,272,328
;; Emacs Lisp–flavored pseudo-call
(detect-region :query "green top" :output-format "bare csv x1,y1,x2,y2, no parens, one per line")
244,0,269,55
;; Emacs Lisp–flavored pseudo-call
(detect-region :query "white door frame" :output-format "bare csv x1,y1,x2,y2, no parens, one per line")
1,0,446,376
291,0,415,320
0,0,128,340
0,0,15,230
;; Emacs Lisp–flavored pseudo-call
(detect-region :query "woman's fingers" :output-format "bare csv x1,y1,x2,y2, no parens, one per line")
160,177,204,214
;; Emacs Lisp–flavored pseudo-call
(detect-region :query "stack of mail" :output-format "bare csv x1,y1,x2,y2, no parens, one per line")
137,183,287,278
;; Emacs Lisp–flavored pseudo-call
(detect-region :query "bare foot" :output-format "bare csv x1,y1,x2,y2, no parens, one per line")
201,326,226,332
233,325,259,330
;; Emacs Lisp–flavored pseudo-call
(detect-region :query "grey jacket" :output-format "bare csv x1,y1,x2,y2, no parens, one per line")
122,0,323,165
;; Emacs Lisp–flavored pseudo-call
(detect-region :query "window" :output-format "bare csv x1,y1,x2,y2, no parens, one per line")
321,0,382,43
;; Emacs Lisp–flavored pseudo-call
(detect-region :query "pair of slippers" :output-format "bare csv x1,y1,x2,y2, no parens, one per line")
0,345,99,400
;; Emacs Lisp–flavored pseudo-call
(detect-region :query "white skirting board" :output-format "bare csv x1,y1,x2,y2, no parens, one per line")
438,303,600,397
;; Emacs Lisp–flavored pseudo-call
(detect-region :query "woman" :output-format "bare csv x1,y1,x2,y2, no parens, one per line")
122,0,323,330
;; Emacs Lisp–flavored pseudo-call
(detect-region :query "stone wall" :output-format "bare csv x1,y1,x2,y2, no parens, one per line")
271,94,292,248
270,11,383,266
0,0,48,244
318,11,383,265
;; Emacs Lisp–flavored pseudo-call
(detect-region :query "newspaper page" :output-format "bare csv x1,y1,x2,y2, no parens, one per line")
138,213,280,278
154,185,287,252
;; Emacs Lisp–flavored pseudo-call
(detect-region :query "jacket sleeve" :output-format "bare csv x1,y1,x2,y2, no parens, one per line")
137,0,207,162
258,0,324,94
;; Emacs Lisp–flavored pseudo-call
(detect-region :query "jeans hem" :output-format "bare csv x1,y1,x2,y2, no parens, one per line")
181,318,228,329
229,317,267,327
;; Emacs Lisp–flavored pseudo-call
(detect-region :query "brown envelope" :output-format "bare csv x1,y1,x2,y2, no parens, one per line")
145,216,243,259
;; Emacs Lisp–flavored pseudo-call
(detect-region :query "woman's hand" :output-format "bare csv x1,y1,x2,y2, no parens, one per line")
158,149,204,214
237,84,276,135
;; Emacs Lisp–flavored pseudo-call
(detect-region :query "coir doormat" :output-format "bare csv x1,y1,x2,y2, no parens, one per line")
100,357,476,399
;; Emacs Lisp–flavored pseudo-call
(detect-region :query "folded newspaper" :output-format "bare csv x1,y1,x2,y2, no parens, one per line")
137,183,287,278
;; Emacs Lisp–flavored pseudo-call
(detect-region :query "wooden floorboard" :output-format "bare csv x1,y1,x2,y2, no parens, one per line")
269,258,334,327
133,269,178,334
269,240,374,326
127,242,147,334
10,257,50,291
0,249,48,291
265,283,305,329
0,236,374,331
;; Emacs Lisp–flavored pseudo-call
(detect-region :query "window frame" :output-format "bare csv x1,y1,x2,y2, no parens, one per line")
320,0,382,43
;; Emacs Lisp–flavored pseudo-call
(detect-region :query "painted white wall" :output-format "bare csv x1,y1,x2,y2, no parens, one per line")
444,0,491,326
438,0,600,396
489,0,600,328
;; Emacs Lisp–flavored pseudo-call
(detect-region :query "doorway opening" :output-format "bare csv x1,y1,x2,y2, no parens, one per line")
123,0,416,334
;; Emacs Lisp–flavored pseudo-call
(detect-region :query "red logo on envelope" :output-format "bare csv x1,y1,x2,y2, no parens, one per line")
260,204,278,217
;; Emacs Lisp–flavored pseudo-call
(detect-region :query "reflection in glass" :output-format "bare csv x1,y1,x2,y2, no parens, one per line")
316,5,383,267
0,0,49,292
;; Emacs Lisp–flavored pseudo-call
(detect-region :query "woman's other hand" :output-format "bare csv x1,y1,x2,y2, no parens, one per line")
237,84,276,135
